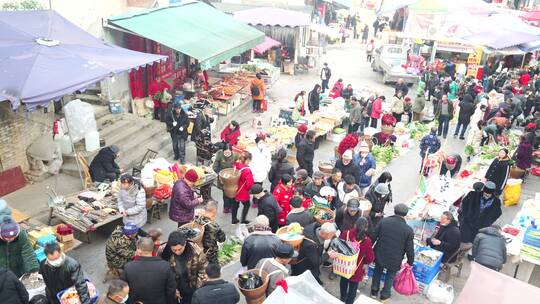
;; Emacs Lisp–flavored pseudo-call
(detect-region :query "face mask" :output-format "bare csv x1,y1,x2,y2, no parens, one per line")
121,295,129,304
47,254,64,267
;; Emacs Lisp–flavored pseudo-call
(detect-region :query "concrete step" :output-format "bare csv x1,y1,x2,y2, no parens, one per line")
75,93,102,104
98,117,136,139
119,123,166,157
59,162,81,177
96,113,127,131
104,120,153,148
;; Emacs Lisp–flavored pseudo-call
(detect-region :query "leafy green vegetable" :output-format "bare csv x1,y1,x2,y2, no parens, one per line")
372,146,396,164
218,238,242,266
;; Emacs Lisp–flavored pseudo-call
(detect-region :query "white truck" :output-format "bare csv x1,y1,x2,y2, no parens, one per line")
371,44,419,85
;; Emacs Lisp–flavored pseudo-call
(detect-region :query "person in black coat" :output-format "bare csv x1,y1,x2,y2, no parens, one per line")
240,216,282,270
458,181,502,243
121,238,176,304
291,222,337,284
165,103,190,162
268,148,295,192
191,106,214,142
308,84,321,113
39,242,91,304
89,145,120,182
334,150,360,185
370,204,414,301
251,185,280,233
296,130,316,176
439,154,462,178
0,268,29,304
192,263,239,304
427,211,461,263
454,94,475,139
485,148,511,195
472,225,507,271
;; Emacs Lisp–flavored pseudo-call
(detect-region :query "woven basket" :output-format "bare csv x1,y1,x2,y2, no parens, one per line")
237,269,269,304
381,125,394,135
179,221,205,248
314,208,335,224
276,226,304,250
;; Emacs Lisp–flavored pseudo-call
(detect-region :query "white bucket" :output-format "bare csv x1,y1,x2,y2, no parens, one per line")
85,130,100,152
54,134,73,154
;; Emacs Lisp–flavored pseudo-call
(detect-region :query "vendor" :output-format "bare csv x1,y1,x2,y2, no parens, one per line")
295,124,308,147
213,143,238,214
426,211,460,263
118,174,147,229
484,148,511,195
220,121,241,147
89,145,121,183
439,154,462,178
366,183,390,230
0,214,39,277
148,75,171,122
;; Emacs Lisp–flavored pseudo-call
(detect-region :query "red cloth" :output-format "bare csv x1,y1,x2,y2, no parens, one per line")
221,127,241,146
275,280,288,293
339,229,375,282
370,98,383,119
148,80,171,108
520,73,531,86
273,182,295,226
234,162,254,202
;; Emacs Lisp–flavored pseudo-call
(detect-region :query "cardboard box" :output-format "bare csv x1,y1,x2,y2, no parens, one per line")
56,233,74,243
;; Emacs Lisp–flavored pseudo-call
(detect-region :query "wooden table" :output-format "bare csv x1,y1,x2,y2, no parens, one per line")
50,209,122,243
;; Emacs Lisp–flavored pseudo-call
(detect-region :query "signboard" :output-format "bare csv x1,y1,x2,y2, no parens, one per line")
466,48,483,77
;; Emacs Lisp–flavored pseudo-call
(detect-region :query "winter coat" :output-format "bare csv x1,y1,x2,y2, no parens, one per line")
194,215,226,264
213,150,238,188
0,268,29,304
105,226,137,269
372,215,414,272
220,127,241,146
255,192,281,233
337,182,362,210
365,187,388,230
485,157,511,192
192,279,240,304
296,139,315,173
240,231,282,269
434,101,454,120
117,185,147,228
165,110,190,140
419,132,441,157
458,96,475,124
39,255,91,304
412,95,426,114
458,191,502,243
251,78,266,101
303,182,323,199
395,83,409,96
234,162,255,202
334,159,360,185
335,206,361,231
515,141,533,169
370,98,383,119
148,80,170,109
308,89,320,113
342,88,354,100
294,133,305,147
353,153,376,188
268,160,295,191
291,222,325,284
349,103,362,124
169,179,199,223
168,242,207,291
391,96,405,114
426,221,461,263
339,230,375,282
472,227,507,270
191,112,213,142
286,209,314,227
273,183,295,227
121,256,176,304
249,145,272,183
256,258,289,295
89,147,120,182
0,230,38,278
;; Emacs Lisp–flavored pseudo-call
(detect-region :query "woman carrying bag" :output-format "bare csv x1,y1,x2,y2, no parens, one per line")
338,217,375,304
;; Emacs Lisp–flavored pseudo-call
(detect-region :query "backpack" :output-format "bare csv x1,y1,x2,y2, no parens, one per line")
251,84,260,97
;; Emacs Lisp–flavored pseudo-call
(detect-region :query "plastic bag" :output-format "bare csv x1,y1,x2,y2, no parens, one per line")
330,238,356,256
393,264,419,296
503,178,522,207
238,272,263,289
235,223,250,242
63,100,97,142
153,184,172,200
426,280,454,304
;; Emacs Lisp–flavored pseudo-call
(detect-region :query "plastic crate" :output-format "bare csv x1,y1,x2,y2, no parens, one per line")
36,234,57,248
34,247,46,262
412,246,443,285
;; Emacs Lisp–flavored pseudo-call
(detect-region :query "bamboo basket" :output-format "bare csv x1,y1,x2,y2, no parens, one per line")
314,208,335,224
179,221,205,248
237,269,269,304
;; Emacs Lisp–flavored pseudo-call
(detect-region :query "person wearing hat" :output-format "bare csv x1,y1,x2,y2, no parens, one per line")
89,145,121,182
295,124,308,147
371,204,414,302
269,148,296,192
334,150,360,187
484,148,511,195
166,102,190,162
286,196,314,227
335,198,362,232
294,169,312,195
419,127,441,172
366,182,390,229
303,171,325,199
118,174,146,229
353,142,376,194
240,215,282,270
439,154,462,178
296,130,317,176
273,174,295,228
0,213,39,277
458,181,502,243
319,186,338,210
169,169,204,227
104,223,139,281
251,184,280,233
337,174,362,210
255,243,296,295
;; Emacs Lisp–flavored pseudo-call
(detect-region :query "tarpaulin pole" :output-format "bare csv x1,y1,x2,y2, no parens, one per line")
61,98,85,189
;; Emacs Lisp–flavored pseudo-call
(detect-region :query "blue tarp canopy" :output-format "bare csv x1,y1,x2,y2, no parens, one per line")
0,10,166,110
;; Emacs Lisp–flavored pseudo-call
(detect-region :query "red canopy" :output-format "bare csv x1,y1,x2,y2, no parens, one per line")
521,10,540,22
253,36,281,55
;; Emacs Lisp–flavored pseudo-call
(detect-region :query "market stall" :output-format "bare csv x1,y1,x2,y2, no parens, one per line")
205,72,253,116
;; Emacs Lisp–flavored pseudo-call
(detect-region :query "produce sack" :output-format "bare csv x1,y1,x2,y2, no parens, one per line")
503,178,522,207
393,264,419,296
427,280,454,304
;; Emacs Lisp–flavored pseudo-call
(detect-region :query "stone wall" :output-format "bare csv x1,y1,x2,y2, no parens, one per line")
0,101,54,172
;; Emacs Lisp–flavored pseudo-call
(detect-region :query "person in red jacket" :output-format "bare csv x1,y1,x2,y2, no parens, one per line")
148,75,170,122
339,217,375,304
220,121,241,147
273,174,295,227
233,152,254,224
370,96,384,128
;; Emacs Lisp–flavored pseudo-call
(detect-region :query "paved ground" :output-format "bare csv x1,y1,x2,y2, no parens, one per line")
5,38,540,303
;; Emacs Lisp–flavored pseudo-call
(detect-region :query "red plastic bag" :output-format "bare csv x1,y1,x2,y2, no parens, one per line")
393,264,419,296
531,165,540,177
153,184,172,200
260,99,268,112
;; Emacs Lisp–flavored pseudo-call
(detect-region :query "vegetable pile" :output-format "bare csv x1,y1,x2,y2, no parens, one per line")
371,146,397,165
218,238,242,266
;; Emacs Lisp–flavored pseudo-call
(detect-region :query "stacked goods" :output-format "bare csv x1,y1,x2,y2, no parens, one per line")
371,146,397,166
413,247,443,285
313,208,335,224
57,280,98,304
521,227,540,262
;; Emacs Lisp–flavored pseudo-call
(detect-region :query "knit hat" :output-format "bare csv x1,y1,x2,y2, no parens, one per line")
0,199,13,223
297,124,308,134
0,218,20,239
342,149,353,160
375,183,390,195
250,184,264,195
184,169,199,183
484,181,496,194
446,156,456,165
273,243,297,259
296,169,308,178
109,145,119,154
122,223,139,235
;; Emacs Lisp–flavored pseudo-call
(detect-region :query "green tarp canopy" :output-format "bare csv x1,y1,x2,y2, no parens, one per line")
108,1,264,69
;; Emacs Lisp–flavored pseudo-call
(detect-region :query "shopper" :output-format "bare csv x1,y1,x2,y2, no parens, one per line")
273,174,295,228
454,94,475,139
220,121,241,147
370,96,384,128
391,91,405,123
191,264,240,304
427,211,461,263
366,39,375,61
40,242,91,304
117,174,146,228
233,152,255,224
296,130,316,176
169,169,204,227
419,127,441,171
104,224,138,280
240,216,282,270
412,90,426,122
334,150,360,185
0,268,29,304
337,174,362,210
349,98,362,133
166,103,190,163
249,135,272,199
354,142,376,194
370,204,414,302
149,75,171,121
335,198,362,232
295,124,308,147
434,95,454,139
213,144,238,213
366,183,390,229
89,145,121,182
251,184,280,233
472,225,507,272
0,217,39,277
303,171,325,198
286,196,314,227
268,148,295,192
308,84,322,113
97,279,129,304
320,63,332,93
255,243,295,295
250,73,266,113
194,201,226,265
485,148,511,195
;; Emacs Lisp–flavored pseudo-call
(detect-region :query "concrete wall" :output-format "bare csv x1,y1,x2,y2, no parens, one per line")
0,101,54,172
